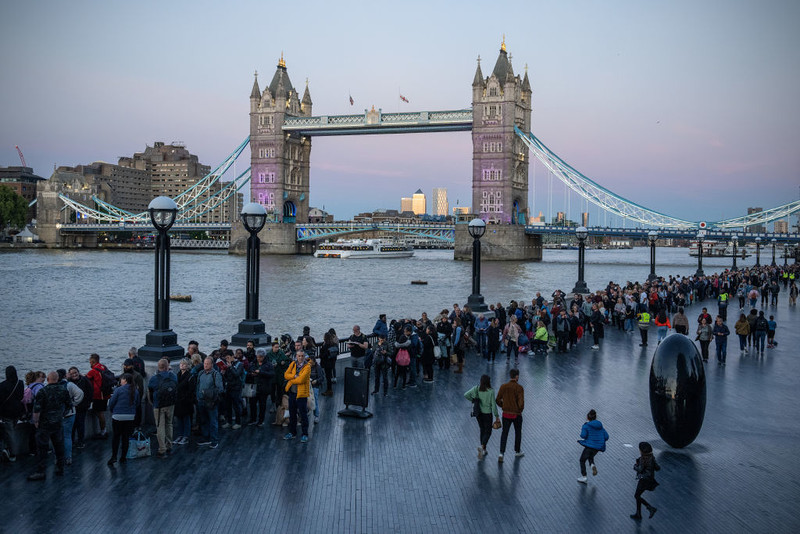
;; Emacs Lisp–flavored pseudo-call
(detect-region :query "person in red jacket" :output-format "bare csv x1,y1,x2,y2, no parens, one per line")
85,353,110,438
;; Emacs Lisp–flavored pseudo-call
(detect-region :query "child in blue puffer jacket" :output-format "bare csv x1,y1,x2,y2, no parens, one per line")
576,409,609,483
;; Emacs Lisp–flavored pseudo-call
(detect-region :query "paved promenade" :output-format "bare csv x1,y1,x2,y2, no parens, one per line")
2,297,798,533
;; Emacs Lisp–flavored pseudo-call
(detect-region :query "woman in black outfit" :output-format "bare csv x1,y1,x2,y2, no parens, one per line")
173,358,196,445
421,325,437,382
436,313,453,370
250,349,274,427
320,331,338,396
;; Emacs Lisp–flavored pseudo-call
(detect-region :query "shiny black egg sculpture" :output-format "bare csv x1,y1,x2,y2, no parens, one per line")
649,334,706,448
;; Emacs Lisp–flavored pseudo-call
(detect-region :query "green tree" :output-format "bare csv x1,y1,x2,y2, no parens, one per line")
0,185,28,233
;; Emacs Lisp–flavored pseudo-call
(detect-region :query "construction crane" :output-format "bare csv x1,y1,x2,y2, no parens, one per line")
15,145,27,167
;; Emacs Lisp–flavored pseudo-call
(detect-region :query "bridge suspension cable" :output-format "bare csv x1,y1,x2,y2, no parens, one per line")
58,137,252,225
517,127,800,230
516,127,697,229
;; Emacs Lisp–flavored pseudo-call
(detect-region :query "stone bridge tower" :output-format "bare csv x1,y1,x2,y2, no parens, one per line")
471,39,532,225
249,54,313,223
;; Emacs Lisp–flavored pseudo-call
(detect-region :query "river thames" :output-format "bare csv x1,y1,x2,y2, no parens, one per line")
1,247,746,372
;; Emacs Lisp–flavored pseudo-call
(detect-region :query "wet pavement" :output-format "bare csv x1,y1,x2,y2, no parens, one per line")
2,294,798,533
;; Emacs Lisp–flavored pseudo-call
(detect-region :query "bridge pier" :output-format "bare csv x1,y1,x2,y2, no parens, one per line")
454,224,541,261
230,222,312,255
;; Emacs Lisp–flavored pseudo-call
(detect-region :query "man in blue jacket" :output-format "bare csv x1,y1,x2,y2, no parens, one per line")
148,359,178,457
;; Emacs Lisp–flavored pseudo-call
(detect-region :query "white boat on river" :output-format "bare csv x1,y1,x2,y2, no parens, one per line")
313,239,415,259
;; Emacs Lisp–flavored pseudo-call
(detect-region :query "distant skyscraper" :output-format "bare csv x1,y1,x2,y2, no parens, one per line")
432,188,448,216
581,212,589,227
555,211,566,225
400,197,413,212
774,220,788,233
412,189,426,215
747,207,765,233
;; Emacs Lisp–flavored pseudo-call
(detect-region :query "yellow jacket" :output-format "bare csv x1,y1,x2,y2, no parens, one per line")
284,361,311,398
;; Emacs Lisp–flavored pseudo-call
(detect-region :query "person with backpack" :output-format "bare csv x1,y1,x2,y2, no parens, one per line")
576,409,609,484
67,367,93,450
86,353,114,439
753,310,769,356
148,358,178,457
27,372,71,481
57,368,83,467
0,366,25,463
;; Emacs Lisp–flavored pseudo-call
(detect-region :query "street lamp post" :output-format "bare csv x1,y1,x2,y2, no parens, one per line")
695,231,705,278
785,242,789,267
231,203,270,346
572,226,590,294
647,231,658,282
771,238,777,266
466,218,488,313
731,234,738,271
139,196,184,362
755,237,761,267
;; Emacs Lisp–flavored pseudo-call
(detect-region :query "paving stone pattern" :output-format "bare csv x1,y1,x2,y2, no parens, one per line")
2,297,799,533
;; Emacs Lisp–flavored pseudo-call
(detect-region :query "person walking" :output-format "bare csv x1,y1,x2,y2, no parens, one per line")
106,373,139,466
734,313,750,354
589,304,604,350
464,375,500,460
495,368,524,463
696,317,713,362
672,307,689,335
576,409,609,483
753,310,769,355
630,441,660,520
713,316,730,365
284,350,312,443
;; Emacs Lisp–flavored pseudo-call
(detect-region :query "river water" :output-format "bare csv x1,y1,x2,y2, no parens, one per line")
0,247,747,373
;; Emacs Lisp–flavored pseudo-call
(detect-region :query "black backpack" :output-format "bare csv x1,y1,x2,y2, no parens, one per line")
156,374,178,407
98,366,117,397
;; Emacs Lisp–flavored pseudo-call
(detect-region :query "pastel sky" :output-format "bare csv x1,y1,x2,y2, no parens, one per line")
1,0,798,225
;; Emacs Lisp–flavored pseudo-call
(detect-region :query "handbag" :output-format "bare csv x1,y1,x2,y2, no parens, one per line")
433,345,442,359
242,383,257,398
470,391,481,418
492,420,502,430
127,430,151,459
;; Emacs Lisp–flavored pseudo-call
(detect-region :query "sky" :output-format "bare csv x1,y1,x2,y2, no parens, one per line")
1,0,798,224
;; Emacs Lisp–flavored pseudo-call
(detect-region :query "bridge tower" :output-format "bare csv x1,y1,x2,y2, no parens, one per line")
471,39,532,225
249,54,313,223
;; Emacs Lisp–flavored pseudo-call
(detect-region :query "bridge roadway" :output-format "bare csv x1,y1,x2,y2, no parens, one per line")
2,290,797,532
57,221,800,245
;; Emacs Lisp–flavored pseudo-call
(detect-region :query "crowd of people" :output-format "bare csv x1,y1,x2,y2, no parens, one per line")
0,260,794,519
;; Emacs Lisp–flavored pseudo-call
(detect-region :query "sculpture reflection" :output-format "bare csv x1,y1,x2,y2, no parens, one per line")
649,334,706,448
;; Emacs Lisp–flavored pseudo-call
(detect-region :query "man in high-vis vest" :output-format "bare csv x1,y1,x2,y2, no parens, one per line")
636,310,651,347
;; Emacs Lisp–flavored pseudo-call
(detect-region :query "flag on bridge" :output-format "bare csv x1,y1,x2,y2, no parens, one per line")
399,94,409,103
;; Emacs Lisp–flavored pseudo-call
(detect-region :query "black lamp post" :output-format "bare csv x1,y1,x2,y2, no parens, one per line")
731,233,738,271
231,202,270,346
695,231,705,278
647,230,658,282
466,218,488,312
139,196,184,362
755,237,761,267
771,238,777,266
572,226,590,294
785,242,789,267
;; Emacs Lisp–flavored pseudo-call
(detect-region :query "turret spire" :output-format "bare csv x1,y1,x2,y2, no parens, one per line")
250,70,261,99
278,51,286,69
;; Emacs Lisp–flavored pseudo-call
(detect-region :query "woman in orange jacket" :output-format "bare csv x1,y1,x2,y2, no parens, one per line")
654,310,671,344
283,351,312,443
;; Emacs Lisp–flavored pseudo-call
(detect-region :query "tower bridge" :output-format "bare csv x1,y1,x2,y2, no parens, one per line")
44,40,799,257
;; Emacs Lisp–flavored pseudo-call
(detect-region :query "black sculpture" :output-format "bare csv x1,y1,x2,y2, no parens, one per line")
649,334,706,448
